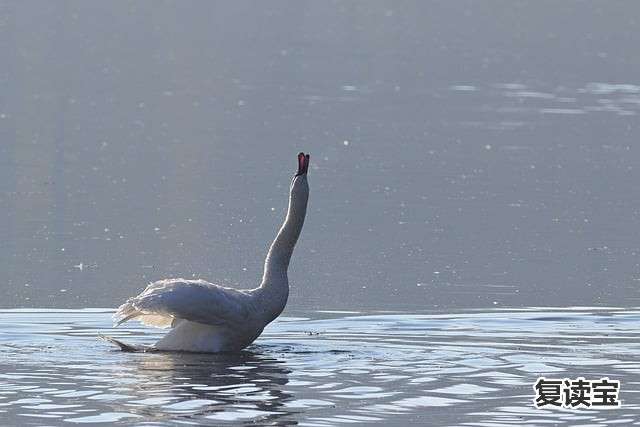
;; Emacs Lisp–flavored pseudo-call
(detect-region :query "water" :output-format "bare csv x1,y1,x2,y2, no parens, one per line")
1,308,639,426
2,2,640,424
2,2,640,310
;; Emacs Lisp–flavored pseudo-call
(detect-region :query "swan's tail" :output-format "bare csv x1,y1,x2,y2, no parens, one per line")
113,300,174,328
98,334,149,352
113,301,139,326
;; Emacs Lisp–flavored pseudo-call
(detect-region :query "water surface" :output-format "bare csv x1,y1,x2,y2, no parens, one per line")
1,308,639,425
2,2,640,310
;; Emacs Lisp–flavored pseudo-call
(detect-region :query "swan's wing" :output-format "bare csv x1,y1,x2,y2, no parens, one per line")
114,279,252,328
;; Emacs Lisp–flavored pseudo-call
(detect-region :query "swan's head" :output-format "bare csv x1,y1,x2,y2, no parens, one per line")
291,152,310,194
295,152,310,177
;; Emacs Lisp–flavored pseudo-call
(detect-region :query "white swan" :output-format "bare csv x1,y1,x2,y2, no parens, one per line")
106,152,310,353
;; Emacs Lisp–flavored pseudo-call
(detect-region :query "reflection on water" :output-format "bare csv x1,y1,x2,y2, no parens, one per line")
0,308,639,426
451,81,640,128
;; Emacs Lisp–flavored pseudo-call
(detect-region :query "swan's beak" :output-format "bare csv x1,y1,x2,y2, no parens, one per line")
295,152,310,176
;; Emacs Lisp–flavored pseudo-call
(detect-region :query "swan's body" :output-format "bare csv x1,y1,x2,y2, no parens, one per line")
109,153,310,352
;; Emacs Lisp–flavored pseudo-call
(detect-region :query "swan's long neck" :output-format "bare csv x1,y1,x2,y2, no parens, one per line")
258,176,309,321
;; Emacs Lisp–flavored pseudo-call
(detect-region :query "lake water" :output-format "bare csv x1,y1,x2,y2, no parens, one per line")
2,2,640,425
1,308,639,426
2,2,640,310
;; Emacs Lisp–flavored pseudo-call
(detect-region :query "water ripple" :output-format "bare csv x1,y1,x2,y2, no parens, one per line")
0,308,638,426
452,81,640,127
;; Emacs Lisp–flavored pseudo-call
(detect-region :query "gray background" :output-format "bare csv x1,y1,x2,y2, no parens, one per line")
2,1,640,310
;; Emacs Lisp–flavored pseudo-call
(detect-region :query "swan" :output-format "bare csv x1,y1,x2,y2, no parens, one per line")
104,152,310,352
